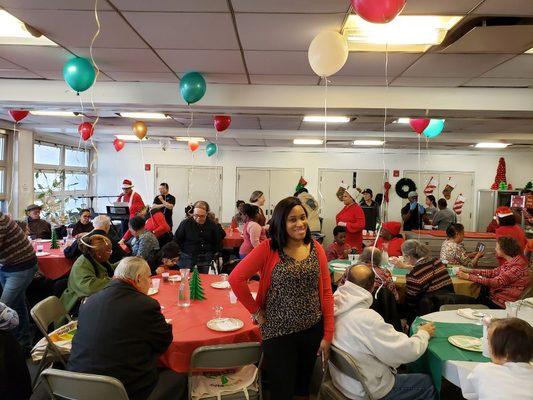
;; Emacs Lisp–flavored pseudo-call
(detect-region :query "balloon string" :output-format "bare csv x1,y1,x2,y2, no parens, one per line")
87,0,100,177
323,77,329,152
418,133,421,241
187,103,194,207
7,121,16,212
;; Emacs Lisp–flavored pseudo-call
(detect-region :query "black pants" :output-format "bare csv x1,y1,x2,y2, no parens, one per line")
262,321,323,400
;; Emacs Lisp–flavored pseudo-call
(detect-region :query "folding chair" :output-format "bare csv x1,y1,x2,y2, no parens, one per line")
188,342,263,400
30,296,72,388
319,345,375,400
439,304,489,311
41,368,129,400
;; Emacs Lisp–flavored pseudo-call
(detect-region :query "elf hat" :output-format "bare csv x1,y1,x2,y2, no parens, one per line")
122,179,134,189
496,206,513,218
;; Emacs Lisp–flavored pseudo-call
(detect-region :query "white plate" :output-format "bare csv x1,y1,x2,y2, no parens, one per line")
207,318,244,332
211,281,231,289
448,335,482,352
168,275,181,282
36,252,51,257
35,239,51,243
148,287,158,296
330,262,349,271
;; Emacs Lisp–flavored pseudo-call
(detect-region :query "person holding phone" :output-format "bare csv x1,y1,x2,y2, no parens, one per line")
440,223,484,267
229,197,333,400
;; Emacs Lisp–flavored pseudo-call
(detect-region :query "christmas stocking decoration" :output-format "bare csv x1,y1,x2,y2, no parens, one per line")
491,157,507,190
453,194,466,215
442,177,456,200
424,176,438,196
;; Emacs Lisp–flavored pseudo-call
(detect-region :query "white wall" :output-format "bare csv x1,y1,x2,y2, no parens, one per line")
95,143,533,229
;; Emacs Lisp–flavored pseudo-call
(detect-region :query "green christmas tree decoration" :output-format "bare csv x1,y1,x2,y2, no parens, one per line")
498,181,508,191
50,229,60,249
189,267,206,300
525,181,533,190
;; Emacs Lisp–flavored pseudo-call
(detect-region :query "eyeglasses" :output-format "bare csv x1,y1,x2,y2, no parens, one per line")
193,214,207,219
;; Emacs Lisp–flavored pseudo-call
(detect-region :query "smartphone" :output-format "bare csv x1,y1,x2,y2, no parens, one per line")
476,242,485,253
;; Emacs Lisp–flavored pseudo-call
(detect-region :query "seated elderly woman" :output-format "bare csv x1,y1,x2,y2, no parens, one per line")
60,234,117,315
359,247,399,302
375,221,404,257
128,216,160,273
69,209,94,238
440,223,484,267
403,239,454,313
457,236,530,309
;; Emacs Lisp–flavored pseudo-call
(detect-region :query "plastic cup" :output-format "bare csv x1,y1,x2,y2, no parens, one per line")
151,278,161,291
220,273,228,282
229,291,238,304
36,244,44,253
162,272,169,282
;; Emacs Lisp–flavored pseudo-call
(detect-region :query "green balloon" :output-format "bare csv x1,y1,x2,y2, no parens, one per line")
180,71,206,104
63,57,95,93
206,143,217,157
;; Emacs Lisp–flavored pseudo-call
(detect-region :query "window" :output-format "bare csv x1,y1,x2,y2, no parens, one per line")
33,141,91,220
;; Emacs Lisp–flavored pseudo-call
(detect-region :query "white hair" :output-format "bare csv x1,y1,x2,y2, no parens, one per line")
401,239,429,259
113,257,150,280
92,215,111,230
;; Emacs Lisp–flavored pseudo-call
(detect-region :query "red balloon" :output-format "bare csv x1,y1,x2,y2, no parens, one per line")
113,138,125,152
409,118,430,135
351,0,406,24
8,109,29,123
188,140,200,152
214,115,231,132
78,122,94,141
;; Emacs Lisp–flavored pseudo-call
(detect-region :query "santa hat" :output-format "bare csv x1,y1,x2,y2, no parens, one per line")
495,206,513,218
382,221,401,236
122,179,134,189
345,186,359,201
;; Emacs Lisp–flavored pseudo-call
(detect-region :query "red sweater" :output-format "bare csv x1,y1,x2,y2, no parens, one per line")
336,203,366,251
121,212,170,242
375,237,404,257
228,239,334,342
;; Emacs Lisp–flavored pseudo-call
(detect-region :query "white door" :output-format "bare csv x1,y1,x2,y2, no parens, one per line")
268,169,304,216
155,165,223,229
236,168,270,206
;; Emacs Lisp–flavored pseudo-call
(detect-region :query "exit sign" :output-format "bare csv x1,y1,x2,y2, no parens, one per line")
144,164,151,171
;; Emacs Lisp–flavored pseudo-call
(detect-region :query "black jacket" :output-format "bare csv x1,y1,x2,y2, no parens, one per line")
174,217,226,257
67,280,172,398
63,229,126,263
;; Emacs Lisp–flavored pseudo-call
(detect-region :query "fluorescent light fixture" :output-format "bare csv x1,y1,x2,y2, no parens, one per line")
175,137,206,142
303,116,350,123
293,139,324,145
0,10,57,46
475,143,510,149
525,48,533,54
119,112,169,120
353,140,384,146
115,135,146,142
344,15,462,52
394,118,410,124
30,110,76,117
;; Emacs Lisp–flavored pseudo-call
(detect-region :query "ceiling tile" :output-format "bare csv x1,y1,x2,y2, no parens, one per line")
123,12,238,50
322,76,393,85
266,139,291,147
401,0,480,15
462,77,533,87
245,51,313,74
226,116,260,129
0,45,72,70
232,0,349,13
390,76,469,87
440,26,533,54
0,57,21,69
401,53,514,78
481,55,533,78
250,75,317,85
0,0,113,10
35,70,113,81
5,10,146,48
112,0,228,12
201,74,248,84
158,50,244,74
235,139,266,146
259,116,302,130
339,52,420,76
105,71,178,82
236,13,344,51
71,48,169,72
0,69,43,78
473,0,533,16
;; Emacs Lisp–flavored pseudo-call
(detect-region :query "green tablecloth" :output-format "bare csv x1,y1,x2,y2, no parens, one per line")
409,317,489,392
328,260,411,277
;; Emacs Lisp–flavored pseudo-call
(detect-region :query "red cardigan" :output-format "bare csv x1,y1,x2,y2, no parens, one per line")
336,203,366,251
375,236,404,257
228,239,334,342
121,211,170,242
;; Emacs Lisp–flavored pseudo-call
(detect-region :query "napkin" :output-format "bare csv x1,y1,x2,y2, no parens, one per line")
457,308,485,320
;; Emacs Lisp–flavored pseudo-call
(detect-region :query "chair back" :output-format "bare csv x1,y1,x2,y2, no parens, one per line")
30,296,71,335
439,304,489,311
41,368,129,400
190,342,261,369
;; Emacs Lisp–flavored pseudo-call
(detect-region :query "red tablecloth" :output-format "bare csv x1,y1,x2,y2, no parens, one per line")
35,241,73,280
411,230,495,239
223,228,244,249
155,274,260,373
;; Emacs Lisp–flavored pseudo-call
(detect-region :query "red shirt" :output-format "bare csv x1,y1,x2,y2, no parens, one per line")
117,191,145,217
121,211,170,242
228,239,334,342
336,203,366,251
326,241,351,261
495,224,527,251
375,237,404,257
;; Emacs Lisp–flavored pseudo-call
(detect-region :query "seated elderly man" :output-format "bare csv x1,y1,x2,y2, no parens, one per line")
68,257,185,400
174,202,226,272
332,265,437,400
25,204,51,239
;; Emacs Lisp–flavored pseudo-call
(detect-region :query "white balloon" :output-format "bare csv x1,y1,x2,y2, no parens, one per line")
308,31,349,77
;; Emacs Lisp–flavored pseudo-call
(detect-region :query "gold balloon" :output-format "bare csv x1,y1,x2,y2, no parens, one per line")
132,121,147,139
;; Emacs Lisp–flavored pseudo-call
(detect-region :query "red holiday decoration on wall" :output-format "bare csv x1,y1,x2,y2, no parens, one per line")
491,157,507,190
453,194,465,215
384,181,391,203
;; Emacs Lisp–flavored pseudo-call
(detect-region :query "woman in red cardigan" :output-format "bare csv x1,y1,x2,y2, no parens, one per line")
119,207,170,244
375,221,404,257
229,197,334,400
336,187,366,252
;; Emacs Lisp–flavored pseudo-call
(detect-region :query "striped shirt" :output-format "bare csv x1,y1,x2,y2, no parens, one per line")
0,212,37,272
406,257,454,307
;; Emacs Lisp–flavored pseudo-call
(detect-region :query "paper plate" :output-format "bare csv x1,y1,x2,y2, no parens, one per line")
330,262,349,271
448,335,482,352
36,252,51,257
211,281,231,289
207,318,244,332
147,287,158,296
168,275,181,282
